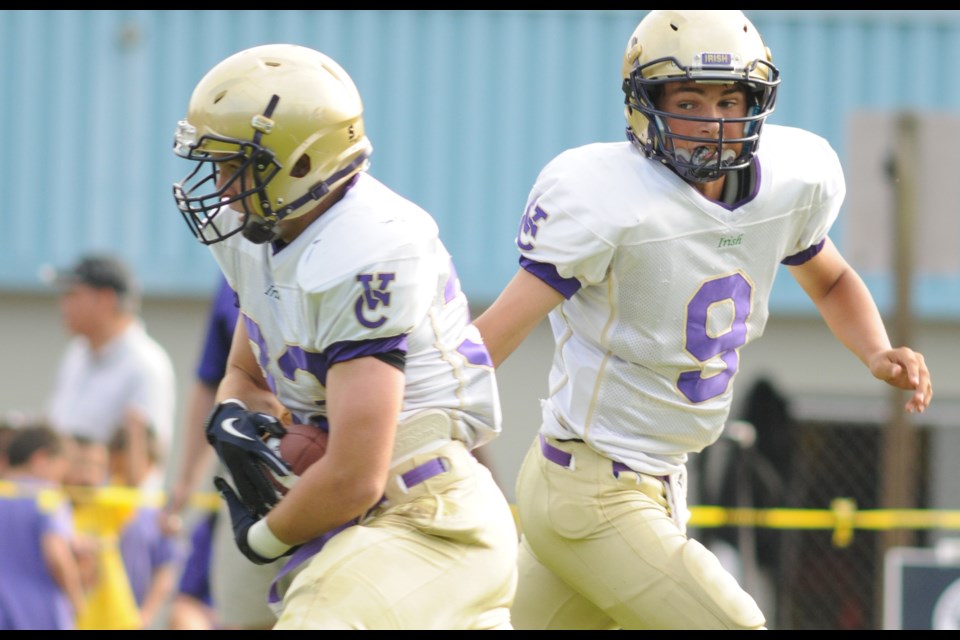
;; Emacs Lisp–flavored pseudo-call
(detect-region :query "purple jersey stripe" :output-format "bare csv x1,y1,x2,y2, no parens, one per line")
520,256,582,299
781,238,826,266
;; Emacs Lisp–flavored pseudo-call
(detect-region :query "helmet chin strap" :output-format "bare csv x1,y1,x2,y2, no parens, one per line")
239,95,284,245
240,151,370,245
242,216,280,244
278,152,371,217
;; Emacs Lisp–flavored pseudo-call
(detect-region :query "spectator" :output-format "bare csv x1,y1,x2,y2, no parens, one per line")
64,435,110,489
62,435,109,601
63,434,141,631
43,253,176,490
108,425,177,629
0,423,85,630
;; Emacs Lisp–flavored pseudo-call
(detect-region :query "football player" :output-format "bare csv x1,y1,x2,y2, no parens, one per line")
172,44,517,629
473,9,933,630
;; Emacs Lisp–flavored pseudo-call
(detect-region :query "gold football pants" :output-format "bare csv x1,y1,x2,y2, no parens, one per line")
511,435,766,630
274,440,519,629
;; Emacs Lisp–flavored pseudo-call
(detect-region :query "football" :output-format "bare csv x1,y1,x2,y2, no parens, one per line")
264,423,329,494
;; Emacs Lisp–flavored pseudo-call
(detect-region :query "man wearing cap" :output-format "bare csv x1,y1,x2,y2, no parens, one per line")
45,253,176,490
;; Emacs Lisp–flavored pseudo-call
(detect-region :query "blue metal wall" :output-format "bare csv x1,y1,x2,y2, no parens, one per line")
1,10,958,316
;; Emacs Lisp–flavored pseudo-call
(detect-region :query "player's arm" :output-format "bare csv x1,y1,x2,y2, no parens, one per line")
264,355,402,546
207,316,293,516
787,237,932,413
473,268,564,368
219,355,402,563
217,315,287,415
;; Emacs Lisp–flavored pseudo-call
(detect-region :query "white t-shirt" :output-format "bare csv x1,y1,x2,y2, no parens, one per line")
48,319,177,457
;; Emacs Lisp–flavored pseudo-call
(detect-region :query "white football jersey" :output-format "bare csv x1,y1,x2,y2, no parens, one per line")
210,172,501,451
517,124,845,476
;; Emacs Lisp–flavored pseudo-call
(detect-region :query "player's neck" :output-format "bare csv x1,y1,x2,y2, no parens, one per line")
693,177,725,202
691,164,755,207
274,182,351,244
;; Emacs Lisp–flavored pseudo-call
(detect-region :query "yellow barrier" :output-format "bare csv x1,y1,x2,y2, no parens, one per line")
5,482,960,549
687,498,960,548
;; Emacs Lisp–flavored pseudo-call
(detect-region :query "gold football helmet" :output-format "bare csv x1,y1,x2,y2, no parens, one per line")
173,44,372,244
621,10,780,182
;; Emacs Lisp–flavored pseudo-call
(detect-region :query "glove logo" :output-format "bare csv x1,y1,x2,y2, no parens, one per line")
221,418,257,442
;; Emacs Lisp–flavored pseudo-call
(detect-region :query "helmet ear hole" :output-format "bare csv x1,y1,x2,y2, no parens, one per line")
291,154,310,178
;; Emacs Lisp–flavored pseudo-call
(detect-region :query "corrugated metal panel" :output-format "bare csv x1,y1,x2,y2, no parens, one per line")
0,10,958,316
748,11,960,317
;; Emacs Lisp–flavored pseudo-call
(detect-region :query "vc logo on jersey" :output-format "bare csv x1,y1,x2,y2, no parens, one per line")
355,273,396,328
516,201,549,251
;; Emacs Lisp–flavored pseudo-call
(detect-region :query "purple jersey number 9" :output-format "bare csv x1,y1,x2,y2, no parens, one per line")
677,272,752,403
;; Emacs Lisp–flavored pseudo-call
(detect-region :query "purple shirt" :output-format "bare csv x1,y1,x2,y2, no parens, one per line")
118,507,176,606
0,479,76,630
196,276,239,387
176,512,215,605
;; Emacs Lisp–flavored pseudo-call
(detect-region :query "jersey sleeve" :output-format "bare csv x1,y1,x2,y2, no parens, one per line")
784,133,846,261
515,150,618,293
298,232,441,356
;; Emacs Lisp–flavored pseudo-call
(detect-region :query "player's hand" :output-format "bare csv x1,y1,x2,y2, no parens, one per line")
205,400,292,516
214,476,296,565
868,347,932,414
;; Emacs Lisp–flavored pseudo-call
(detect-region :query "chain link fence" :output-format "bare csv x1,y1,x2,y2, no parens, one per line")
691,378,934,630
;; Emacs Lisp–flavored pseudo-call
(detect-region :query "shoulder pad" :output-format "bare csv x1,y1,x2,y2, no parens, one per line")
296,207,439,294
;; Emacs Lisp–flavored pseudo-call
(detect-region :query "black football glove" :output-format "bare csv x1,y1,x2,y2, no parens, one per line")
214,476,297,565
205,400,292,517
